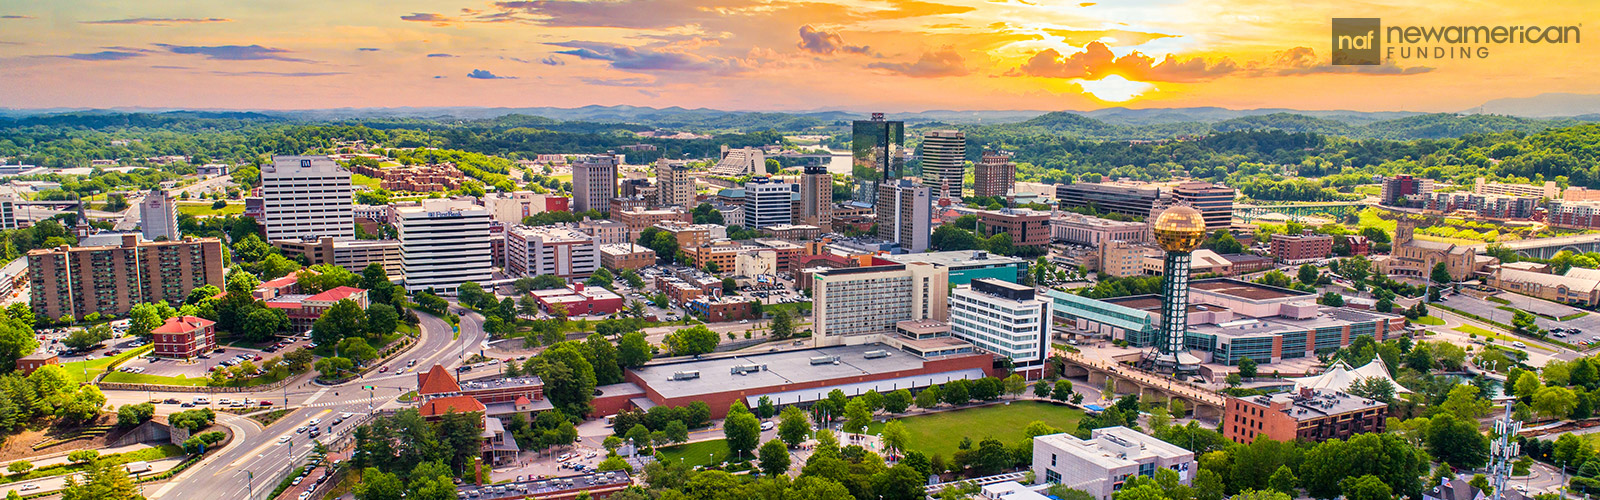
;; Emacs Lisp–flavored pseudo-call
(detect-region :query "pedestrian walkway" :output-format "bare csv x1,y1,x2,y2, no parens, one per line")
0,442,158,471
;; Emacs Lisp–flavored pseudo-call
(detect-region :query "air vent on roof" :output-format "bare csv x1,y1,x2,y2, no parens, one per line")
811,355,841,365
730,364,765,375
863,350,889,359
670,370,700,381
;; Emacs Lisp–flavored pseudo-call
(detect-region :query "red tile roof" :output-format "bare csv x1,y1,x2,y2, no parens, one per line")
305,286,364,303
417,364,460,395
151,316,214,334
259,276,298,290
419,395,485,417
514,396,531,406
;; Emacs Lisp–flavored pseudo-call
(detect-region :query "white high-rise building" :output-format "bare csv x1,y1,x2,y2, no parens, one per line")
920,130,966,199
505,225,599,280
394,199,493,293
572,155,618,213
949,278,1049,370
744,177,793,229
261,156,354,241
813,262,948,347
655,159,695,208
139,189,179,241
876,179,932,252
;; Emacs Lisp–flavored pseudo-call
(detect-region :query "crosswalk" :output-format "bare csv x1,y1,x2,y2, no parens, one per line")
300,396,392,409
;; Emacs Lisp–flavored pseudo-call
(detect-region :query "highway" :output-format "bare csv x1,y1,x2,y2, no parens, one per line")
95,306,488,500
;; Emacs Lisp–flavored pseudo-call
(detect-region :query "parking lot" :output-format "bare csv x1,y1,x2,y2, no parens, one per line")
1440,292,1600,346
116,335,312,378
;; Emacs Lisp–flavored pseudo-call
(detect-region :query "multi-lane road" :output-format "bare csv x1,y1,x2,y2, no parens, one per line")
94,307,488,500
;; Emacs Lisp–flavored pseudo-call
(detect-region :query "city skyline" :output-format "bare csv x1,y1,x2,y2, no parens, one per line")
2,0,1594,112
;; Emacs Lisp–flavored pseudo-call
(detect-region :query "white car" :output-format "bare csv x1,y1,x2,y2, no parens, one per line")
279,436,290,444
19,484,39,491
760,421,775,431
308,418,321,426
1513,341,1527,349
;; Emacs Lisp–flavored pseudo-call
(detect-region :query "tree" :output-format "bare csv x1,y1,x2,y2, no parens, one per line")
1237,357,1258,378
1004,374,1027,399
1347,377,1396,402
1268,465,1298,496
778,406,810,448
1439,385,1492,421
874,464,927,500
1513,371,1542,400
884,388,913,414
664,420,689,444
1034,380,1051,398
943,380,970,406
769,310,794,339
354,468,404,500
1053,380,1074,401
1426,413,1490,469
241,307,289,342
1298,264,1319,285
664,325,720,356
534,342,598,418
1512,309,1540,338
337,337,378,364
117,402,155,428
1533,386,1578,419
367,303,399,336
843,399,871,435
881,419,911,456
756,396,776,419
1431,262,1453,286
759,439,791,476
60,460,140,500
1300,433,1427,500
312,298,367,345
585,333,624,385
915,385,941,409
1194,470,1225,500
1341,475,1395,500
127,302,166,338
1318,292,1344,306
67,450,99,464
724,407,761,461
617,331,653,367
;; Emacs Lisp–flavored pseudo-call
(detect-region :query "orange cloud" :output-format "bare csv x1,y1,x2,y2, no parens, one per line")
1011,42,1236,82
868,46,968,77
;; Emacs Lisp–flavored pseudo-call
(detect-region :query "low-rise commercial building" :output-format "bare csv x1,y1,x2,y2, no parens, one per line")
686,295,757,322
577,219,628,245
978,208,1052,247
1223,387,1387,444
530,283,624,316
1486,266,1600,307
1033,427,1197,500
16,353,58,375
505,225,599,280
266,286,369,333
600,243,655,272
614,207,691,242
1051,213,1149,247
272,237,402,277
762,224,822,241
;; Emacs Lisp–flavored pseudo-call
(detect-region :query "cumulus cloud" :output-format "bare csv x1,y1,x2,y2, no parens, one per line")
1010,42,1235,82
156,44,312,62
540,55,564,66
797,25,870,56
467,69,515,79
1265,46,1433,76
867,46,968,77
549,40,751,74
400,13,457,26
81,18,231,26
57,50,146,61
427,53,456,58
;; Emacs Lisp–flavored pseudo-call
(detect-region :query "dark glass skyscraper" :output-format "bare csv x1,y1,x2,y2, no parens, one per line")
851,113,904,206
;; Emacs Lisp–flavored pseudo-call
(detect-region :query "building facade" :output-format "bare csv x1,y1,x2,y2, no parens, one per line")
1270,230,1334,264
978,208,1052,247
1051,213,1150,247
655,159,695,208
973,151,1015,199
876,179,932,252
921,130,966,199
1033,427,1197,500
851,113,905,206
799,165,833,231
1474,177,1557,199
483,191,569,224
139,189,179,242
1170,182,1236,232
1223,388,1387,444
813,263,948,346
571,155,618,213
1380,175,1435,206
28,235,225,320
614,207,692,242
1057,182,1166,218
599,243,656,271
949,278,1049,371
261,155,354,242
151,315,217,359
1376,220,1483,281
744,177,794,229
272,237,401,277
577,219,628,245
505,225,600,280
394,200,493,293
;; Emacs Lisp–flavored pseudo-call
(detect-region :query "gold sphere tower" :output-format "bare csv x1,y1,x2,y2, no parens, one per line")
1147,204,1207,373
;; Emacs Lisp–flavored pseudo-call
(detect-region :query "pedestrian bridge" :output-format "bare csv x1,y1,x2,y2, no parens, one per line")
1056,351,1226,421
1234,202,1367,223
1469,233,1600,260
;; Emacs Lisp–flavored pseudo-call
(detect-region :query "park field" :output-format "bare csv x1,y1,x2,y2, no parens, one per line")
866,400,1085,460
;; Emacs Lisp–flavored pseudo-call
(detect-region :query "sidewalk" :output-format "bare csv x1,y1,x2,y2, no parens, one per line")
0,442,159,471
0,455,186,498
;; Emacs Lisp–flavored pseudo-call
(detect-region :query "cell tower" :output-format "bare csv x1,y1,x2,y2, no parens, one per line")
1488,403,1522,500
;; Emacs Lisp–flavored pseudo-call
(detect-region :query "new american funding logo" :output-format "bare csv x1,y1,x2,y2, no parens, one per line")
1332,18,1580,65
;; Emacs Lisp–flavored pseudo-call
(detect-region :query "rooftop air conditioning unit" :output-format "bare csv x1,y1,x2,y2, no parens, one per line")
811,355,841,365
864,350,889,359
671,370,701,381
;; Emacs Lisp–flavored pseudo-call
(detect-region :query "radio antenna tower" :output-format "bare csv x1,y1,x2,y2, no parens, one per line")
1488,403,1522,500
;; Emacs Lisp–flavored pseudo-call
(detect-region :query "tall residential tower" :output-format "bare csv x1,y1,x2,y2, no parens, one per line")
572,155,619,213
920,130,966,199
261,155,354,241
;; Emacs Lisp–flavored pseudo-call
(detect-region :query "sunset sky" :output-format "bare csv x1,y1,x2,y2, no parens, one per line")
0,0,1594,112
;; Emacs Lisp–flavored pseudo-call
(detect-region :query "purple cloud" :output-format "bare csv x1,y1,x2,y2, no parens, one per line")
540,56,564,66
548,40,747,73
357,47,380,52
156,44,312,62
401,13,457,26
0,15,33,20
81,18,231,26
467,69,515,79
58,50,146,61
210,70,346,77
427,53,456,58
867,47,968,77
797,25,871,55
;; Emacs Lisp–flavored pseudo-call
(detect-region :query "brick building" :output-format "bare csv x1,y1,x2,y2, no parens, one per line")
530,283,625,316
1222,387,1387,444
152,316,217,359
599,243,656,271
977,208,1052,247
1269,230,1333,264
614,208,691,242
687,296,757,322
265,286,370,333
349,163,466,192
28,235,225,320
973,151,1015,198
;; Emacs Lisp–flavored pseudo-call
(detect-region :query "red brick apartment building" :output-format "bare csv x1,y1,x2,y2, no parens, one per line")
152,316,217,359
1223,388,1387,444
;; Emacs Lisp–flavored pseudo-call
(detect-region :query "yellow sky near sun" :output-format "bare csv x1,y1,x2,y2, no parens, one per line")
0,0,1594,111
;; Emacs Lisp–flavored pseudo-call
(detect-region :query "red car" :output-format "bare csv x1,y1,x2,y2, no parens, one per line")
379,366,389,373
259,401,274,406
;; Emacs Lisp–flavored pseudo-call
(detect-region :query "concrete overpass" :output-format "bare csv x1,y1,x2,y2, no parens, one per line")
1056,351,1226,421
1234,202,1367,223
1468,233,1600,260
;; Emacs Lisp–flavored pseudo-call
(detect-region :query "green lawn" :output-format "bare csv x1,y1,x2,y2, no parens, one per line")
1561,312,1591,321
1453,325,1553,352
1356,208,1397,234
657,439,731,467
0,444,183,484
862,401,1085,460
352,174,383,190
102,371,211,386
62,345,152,383
1412,316,1446,326
176,202,245,217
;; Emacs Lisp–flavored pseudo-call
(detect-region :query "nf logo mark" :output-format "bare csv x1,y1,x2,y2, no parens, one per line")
1333,18,1381,65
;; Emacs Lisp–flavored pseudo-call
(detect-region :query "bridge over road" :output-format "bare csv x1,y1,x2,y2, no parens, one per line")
1055,351,1226,421
1469,233,1600,260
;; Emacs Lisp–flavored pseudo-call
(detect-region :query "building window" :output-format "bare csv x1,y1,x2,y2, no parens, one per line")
1046,470,1061,484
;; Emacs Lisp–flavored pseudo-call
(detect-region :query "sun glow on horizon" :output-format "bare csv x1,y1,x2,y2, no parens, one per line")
1076,75,1155,102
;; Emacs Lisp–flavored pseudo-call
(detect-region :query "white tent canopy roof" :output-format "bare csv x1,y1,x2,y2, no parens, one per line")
1288,357,1412,394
